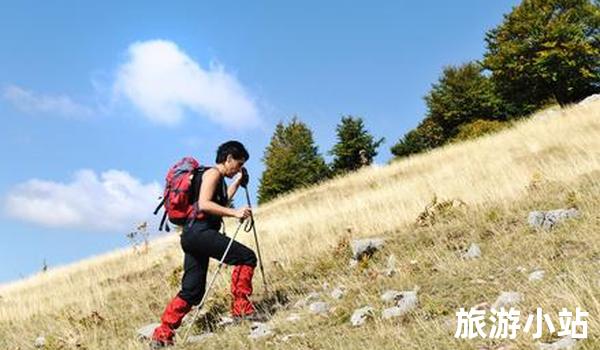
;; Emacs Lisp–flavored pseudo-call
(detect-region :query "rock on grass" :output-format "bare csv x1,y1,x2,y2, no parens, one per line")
350,306,375,327
351,238,385,260
248,322,273,340
137,323,160,340
537,335,577,350
492,291,522,309
528,209,580,230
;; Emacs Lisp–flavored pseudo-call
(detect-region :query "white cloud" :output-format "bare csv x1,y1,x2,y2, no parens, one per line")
114,39,260,129
2,85,94,118
4,170,161,232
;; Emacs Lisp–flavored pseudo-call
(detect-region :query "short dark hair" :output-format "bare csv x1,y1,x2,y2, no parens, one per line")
215,140,249,163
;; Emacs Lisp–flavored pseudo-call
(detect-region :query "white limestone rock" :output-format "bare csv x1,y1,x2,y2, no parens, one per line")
395,291,418,312
136,323,160,340
529,270,546,282
462,243,481,259
492,291,522,309
350,306,375,327
351,238,385,260
217,316,235,327
381,290,402,304
286,313,301,322
308,301,330,315
537,335,577,350
248,322,273,340
34,336,46,348
528,209,580,230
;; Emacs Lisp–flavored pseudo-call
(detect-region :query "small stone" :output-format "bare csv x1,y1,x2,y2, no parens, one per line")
286,313,301,322
462,243,481,259
187,333,214,343
528,211,546,228
529,270,545,282
308,301,330,315
528,209,580,230
537,335,577,350
137,323,160,340
396,291,418,311
248,322,273,340
217,316,235,327
382,306,403,319
350,306,374,327
516,266,527,273
492,291,522,309
351,238,385,260
381,290,418,310
34,336,46,348
348,259,358,268
381,290,402,304
330,288,345,300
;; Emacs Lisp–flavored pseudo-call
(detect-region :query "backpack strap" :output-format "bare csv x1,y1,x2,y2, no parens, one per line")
153,197,165,215
159,210,168,232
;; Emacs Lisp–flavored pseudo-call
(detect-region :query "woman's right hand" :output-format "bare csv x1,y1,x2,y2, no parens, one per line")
235,206,252,220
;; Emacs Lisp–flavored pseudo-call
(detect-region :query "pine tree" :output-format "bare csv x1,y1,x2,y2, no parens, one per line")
329,116,384,174
258,117,329,204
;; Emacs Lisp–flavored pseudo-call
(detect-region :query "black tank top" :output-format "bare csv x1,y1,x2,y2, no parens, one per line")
191,167,228,228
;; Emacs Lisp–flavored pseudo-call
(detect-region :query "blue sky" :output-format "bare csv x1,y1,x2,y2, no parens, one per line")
0,0,520,284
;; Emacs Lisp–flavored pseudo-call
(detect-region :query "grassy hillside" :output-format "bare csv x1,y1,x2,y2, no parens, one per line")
1,99,599,349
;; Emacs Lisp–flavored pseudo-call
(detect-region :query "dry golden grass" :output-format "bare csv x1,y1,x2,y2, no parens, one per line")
0,99,599,349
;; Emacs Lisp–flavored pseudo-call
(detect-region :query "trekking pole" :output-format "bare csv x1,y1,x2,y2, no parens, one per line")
180,218,245,343
242,185,269,295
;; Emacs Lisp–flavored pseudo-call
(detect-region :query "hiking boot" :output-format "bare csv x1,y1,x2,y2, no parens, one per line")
151,295,191,346
231,265,256,317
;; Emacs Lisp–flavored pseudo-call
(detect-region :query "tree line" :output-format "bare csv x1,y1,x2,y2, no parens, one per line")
258,0,600,203
258,116,383,203
391,0,599,157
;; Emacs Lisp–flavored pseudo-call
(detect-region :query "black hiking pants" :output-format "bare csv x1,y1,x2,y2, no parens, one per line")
177,220,257,306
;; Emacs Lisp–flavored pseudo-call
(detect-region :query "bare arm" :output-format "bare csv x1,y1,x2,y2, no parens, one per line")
227,174,243,201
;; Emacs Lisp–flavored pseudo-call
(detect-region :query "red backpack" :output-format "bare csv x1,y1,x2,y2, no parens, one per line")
154,157,208,232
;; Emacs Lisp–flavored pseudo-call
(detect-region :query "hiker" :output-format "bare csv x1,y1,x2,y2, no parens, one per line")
151,141,258,348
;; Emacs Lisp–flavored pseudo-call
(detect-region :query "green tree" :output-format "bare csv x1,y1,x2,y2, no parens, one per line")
391,62,502,158
483,0,600,116
258,117,329,204
425,62,506,138
390,118,445,158
329,116,384,174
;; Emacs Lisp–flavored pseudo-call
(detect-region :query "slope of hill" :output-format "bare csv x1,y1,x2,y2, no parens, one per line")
1,99,599,349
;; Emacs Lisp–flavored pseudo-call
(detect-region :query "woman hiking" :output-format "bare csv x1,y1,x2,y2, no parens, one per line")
151,140,258,348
